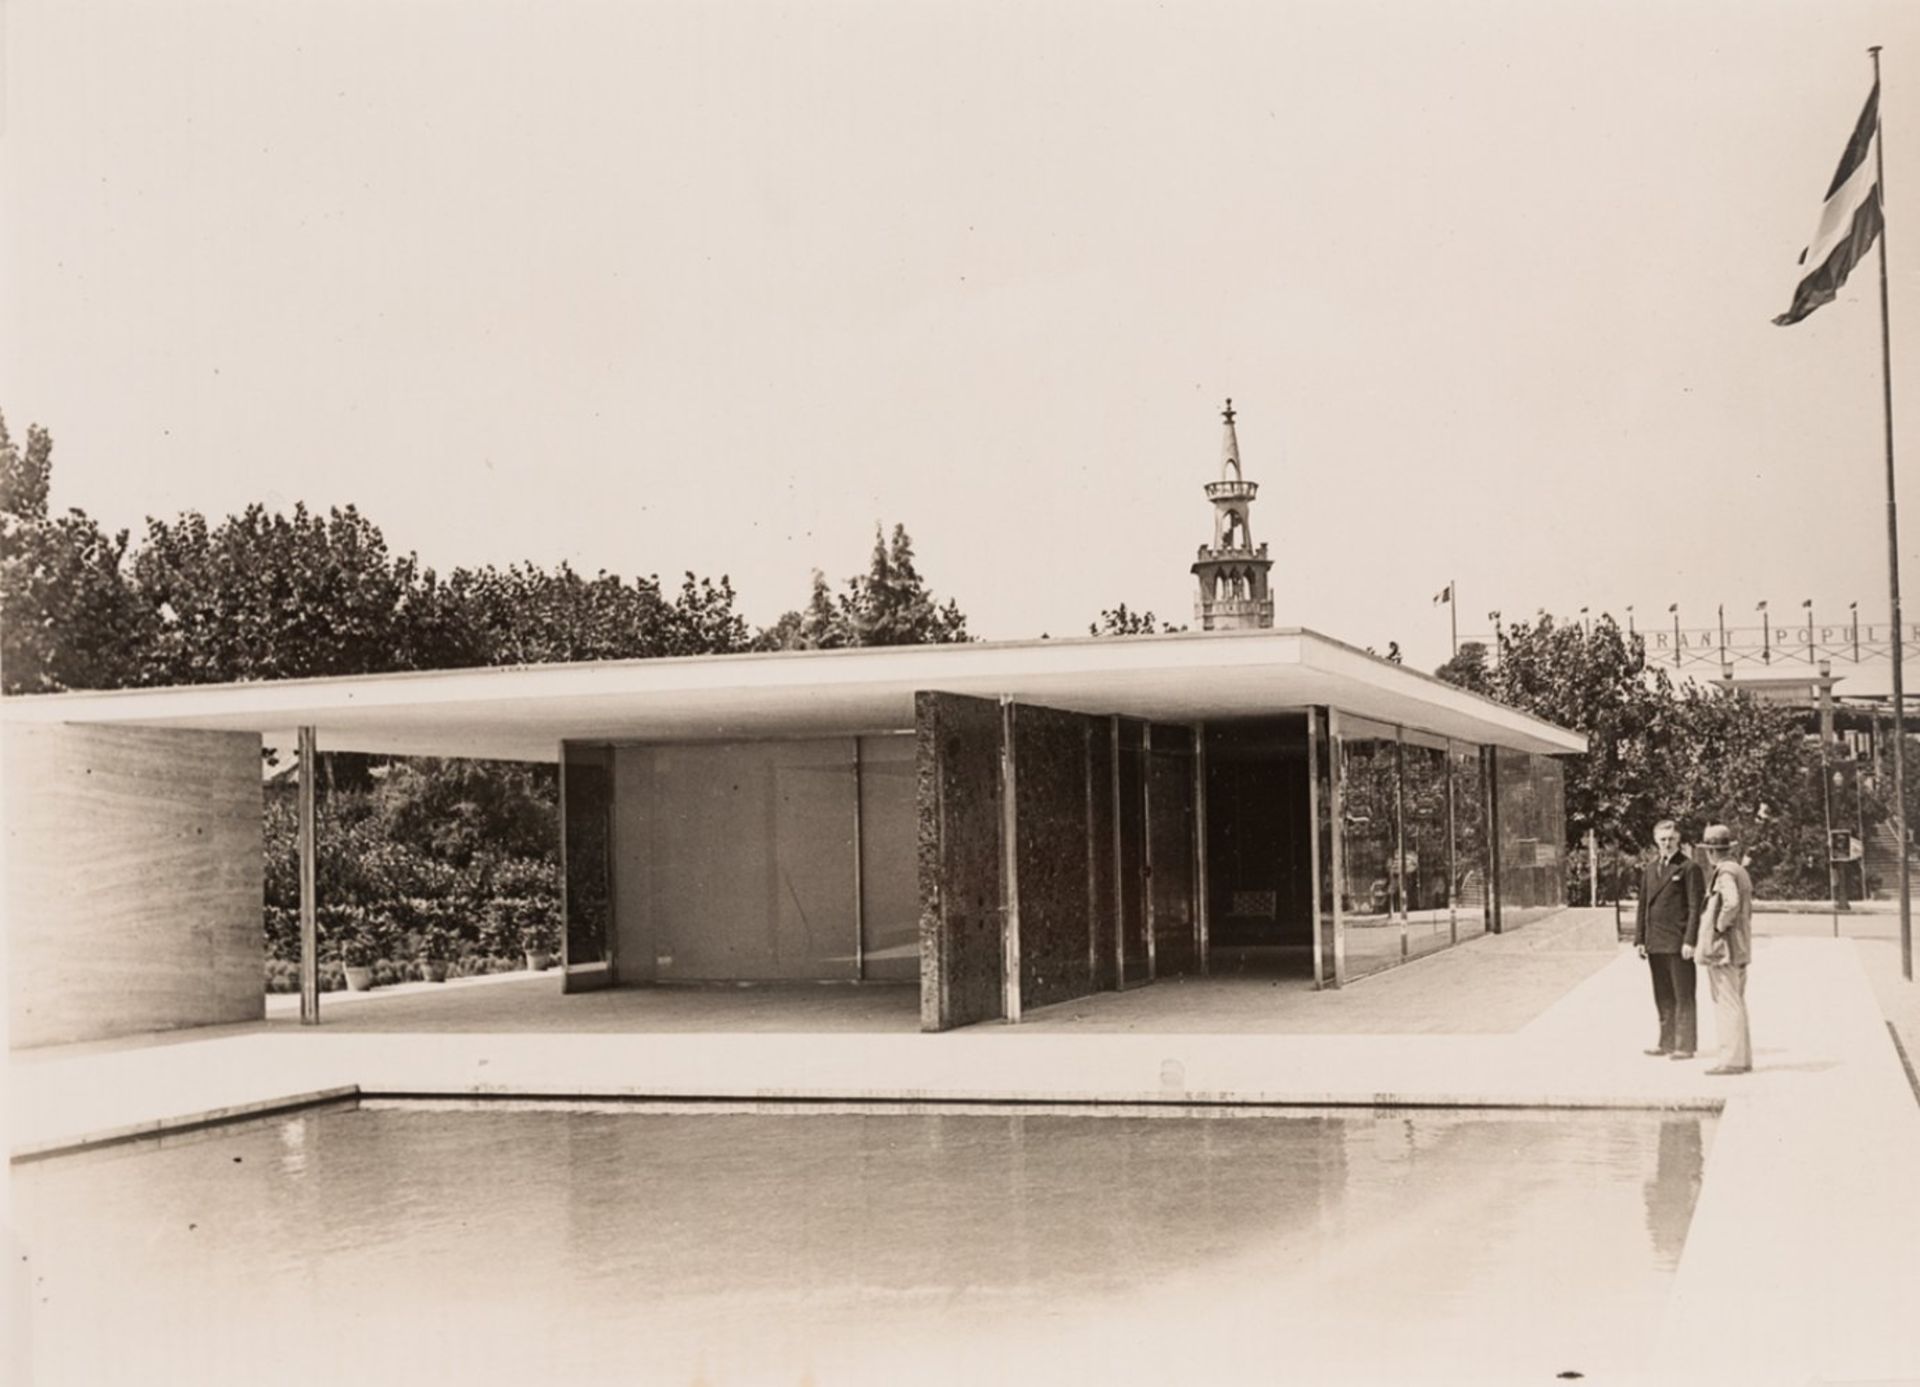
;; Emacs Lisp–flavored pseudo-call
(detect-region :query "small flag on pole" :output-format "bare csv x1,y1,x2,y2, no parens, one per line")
1433,583,1452,605
1775,81,1883,326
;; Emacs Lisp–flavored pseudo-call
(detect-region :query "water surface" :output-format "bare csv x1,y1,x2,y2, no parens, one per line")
12,1103,1713,1386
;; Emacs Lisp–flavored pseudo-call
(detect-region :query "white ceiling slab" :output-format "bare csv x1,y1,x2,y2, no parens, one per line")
0,629,1585,762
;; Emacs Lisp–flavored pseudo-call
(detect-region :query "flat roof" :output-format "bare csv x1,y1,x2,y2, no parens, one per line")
0,628,1586,762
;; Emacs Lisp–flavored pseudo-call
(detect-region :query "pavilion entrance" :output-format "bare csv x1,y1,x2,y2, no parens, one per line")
1201,715,1317,981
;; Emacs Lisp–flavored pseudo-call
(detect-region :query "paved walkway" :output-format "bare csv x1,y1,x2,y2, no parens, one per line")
9,908,1920,1385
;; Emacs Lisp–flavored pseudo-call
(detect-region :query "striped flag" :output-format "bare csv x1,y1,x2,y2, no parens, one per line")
1775,82,1883,326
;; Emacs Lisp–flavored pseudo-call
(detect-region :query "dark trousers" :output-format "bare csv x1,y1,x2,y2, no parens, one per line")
1647,951,1698,1053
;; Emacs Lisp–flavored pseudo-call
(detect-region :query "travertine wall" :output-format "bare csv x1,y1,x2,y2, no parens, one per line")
4,723,264,1049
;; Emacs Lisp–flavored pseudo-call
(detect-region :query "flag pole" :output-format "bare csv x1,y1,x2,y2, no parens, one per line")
1450,579,1458,658
1869,44,1912,981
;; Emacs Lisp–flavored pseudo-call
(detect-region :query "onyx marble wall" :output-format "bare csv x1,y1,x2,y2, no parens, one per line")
1012,703,1095,1012
916,692,1006,1030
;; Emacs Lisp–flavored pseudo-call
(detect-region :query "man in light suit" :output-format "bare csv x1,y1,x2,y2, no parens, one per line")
1634,819,1706,1059
1697,823,1754,1075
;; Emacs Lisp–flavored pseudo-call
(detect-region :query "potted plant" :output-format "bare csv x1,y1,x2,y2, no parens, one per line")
416,923,455,983
339,930,377,992
319,904,375,991
519,902,559,972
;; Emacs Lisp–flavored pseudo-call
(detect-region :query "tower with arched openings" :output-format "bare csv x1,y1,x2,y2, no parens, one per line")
1190,399,1274,630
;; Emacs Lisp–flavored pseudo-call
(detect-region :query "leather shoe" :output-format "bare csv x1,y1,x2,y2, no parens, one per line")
1669,1051,1695,1060
1643,1048,1671,1056
1704,1066,1750,1076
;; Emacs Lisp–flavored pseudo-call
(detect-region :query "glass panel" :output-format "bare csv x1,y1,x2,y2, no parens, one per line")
1115,719,1149,985
1088,723,1117,991
1494,748,1568,929
1337,719,1404,978
1402,741,1453,959
858,735,919,982
561,743,612,969
1148,726,1197,978
1312,709,1337,986
1451,744,1490,941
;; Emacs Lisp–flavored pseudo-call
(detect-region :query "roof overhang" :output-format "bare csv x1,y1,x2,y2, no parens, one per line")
0,629,1586,762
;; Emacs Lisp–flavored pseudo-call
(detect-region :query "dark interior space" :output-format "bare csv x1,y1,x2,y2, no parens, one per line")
1204,715,1314,975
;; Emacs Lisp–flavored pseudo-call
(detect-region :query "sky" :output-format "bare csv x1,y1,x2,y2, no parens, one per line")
4,0,1920,673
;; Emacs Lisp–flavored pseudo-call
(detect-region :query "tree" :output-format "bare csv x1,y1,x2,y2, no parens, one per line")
1437,615,1835,897
658,572,752,656
1433,640,1491,693
1663,682,1829,896
1089,603,1185,636
0,414,154,693
129,503,474,687
1445,615,1673,853
371,756,557,868
449,562,667,666
842,524,969,646
129,502,477,685
759,525,969,649
450,563,750,666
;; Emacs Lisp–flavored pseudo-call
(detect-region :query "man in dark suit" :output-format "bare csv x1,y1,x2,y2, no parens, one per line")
1634,819,1706,1058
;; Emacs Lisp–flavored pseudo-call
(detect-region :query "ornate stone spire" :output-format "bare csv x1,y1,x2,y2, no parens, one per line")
1190,398,1274,630
1219,397,1242,480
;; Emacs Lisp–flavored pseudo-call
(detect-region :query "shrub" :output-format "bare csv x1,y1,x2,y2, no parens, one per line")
416,922,457,963
488,854,558,899
518,897,560,955
478,896,522,957
318,903,376,966
265,906,301,963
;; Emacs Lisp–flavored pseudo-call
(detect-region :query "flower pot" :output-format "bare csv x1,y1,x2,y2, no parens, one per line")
343,965,375,992
418,959,450,983
524,950,553,972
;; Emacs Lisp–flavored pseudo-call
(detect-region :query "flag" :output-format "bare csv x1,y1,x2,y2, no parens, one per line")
1775,82,1882,326
1433,584,1452,605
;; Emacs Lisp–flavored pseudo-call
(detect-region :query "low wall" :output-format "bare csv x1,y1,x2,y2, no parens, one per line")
4,722,265,1048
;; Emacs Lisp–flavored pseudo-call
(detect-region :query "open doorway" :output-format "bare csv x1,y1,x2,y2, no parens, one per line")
1203,715,1315,980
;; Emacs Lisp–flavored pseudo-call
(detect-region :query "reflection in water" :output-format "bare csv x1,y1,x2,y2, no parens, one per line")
1645,1116,1706,1270
14,1106,1714,1386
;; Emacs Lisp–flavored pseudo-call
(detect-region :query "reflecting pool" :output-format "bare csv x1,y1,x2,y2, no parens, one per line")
12,1104,1713,1386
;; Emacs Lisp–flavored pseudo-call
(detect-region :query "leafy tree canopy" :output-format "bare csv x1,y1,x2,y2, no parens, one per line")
0,414,153,692
1089,603,1185,636
0,409,754,691
132,502,465,684
758,524,969,649
1440,615,1834,895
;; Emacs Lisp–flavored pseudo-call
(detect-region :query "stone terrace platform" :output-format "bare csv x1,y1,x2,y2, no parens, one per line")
9,909,1920,1385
